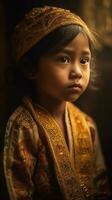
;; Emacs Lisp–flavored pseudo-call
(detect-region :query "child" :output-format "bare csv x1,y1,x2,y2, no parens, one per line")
3,6,110,200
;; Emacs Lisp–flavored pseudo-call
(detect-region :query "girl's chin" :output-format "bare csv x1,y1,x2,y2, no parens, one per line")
64,95,81,103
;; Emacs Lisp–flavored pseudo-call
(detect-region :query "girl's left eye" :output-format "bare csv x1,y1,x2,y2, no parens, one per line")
80,57,90,65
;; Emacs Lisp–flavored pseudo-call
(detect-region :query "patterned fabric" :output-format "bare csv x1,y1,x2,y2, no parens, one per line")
3,97,110,200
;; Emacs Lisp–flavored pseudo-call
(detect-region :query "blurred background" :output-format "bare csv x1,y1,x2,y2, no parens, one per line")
0,0,112,193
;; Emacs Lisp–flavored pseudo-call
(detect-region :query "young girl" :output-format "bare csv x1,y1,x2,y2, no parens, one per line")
3,6,110,200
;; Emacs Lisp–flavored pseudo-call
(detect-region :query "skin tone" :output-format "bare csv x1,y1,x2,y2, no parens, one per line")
32,32,91,135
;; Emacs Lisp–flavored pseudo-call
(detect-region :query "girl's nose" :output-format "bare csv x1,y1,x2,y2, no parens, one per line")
69,64,82,80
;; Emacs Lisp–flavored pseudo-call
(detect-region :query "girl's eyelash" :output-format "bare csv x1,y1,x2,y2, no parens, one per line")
80,57,90,65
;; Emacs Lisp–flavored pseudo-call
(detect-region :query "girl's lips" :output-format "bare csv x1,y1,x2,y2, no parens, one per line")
68,83,83,89
66,83,83,93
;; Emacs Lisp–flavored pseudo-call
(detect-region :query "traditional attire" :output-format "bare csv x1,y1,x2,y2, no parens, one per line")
3,97,110,200
3,6,110,200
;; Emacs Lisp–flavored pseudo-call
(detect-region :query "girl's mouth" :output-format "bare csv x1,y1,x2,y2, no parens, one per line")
68,83,82,89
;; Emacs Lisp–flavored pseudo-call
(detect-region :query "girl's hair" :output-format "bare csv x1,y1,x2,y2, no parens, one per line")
7,24,97,106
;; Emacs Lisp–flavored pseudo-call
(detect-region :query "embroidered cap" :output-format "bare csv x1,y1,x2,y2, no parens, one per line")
13,6,97,62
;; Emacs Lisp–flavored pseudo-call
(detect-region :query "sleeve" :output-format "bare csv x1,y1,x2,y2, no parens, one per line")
3,117,40,200
86,116,111,200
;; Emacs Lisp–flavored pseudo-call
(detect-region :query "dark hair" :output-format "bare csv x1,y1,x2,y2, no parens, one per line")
7,24,97,106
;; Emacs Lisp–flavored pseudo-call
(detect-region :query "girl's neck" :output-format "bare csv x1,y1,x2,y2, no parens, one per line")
33,94,66,120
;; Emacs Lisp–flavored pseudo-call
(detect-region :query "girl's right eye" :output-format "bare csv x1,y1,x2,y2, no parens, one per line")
55,55,71,64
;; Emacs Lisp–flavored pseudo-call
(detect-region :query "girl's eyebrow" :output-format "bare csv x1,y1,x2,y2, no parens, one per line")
60,48,91,56
81,50,91,56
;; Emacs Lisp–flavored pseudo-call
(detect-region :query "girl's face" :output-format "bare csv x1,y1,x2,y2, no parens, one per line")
34,32,91,103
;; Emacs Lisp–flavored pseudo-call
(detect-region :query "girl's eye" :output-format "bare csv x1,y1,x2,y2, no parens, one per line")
80,57,90,65
56,56,71,64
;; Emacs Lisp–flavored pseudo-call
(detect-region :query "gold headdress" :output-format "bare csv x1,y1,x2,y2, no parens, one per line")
13,6,97,62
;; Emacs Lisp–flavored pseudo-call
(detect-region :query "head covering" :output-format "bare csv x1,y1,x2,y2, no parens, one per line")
13,6,97,62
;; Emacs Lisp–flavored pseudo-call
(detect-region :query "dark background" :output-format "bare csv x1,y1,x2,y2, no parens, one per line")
0,0,112,195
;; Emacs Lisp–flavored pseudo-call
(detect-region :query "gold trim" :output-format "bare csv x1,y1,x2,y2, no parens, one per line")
67,102,94,199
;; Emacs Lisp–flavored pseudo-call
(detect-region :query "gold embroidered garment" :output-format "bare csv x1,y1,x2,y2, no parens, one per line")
3,98,109,200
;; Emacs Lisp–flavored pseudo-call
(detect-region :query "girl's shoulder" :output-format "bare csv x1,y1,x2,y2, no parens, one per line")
67,102,97,135
5,105,40,151
67,102,96,126
68,102,98,145
6,105,37,131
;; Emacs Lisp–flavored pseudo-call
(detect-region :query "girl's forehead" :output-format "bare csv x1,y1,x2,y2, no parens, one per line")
56,32,91,55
